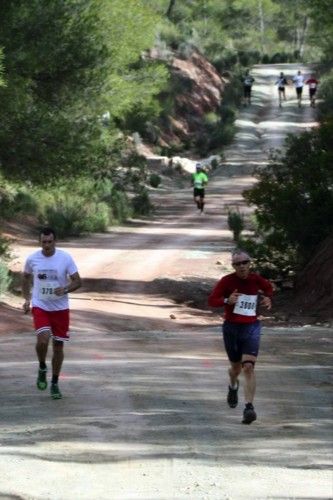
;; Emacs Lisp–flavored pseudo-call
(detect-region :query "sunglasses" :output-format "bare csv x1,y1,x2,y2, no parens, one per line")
233,260,250,266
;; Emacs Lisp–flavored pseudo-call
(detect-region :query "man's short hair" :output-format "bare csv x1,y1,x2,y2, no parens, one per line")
231,249,251,264
40,227,56,240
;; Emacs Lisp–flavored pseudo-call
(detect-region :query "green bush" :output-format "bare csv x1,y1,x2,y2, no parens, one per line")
318,70,333,120
210,158,218,170
149,173,161,188
132,188,153,216
34,175,134,233
0,180,36,219
43,198,110,238
0,259,11,297
110,189,132,222
0,235,10,259
241,122,333,277
227,208,244,243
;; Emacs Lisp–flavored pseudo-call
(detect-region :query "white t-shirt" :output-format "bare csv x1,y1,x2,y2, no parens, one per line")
293,74,304,88
24,249,78,311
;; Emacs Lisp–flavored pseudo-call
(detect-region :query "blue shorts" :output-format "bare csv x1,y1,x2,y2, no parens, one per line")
222,320,261,362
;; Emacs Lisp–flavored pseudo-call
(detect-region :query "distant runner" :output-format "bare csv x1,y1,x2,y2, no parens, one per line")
305,74,320,107
242,69,255,106
275,71,288,107
293,70,305,107
208,249,273,424
191,163,208,214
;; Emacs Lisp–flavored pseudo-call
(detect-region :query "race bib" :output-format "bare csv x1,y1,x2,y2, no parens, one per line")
38,281,60,300
233,294,257,316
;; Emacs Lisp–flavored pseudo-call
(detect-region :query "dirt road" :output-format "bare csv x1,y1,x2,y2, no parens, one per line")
1,64,332,499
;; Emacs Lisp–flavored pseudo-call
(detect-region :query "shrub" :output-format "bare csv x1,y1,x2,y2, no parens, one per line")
0,182,36,218
241,122,333,276
227,208,244,243
43,198,110,238
318,69,333,120
110,190,132,222
0,235,10,259
210,158,218,170
132,188,153,216
149,173,161,188
0,259,11,297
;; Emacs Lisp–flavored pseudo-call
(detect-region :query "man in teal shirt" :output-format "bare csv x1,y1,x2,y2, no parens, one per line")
192,163,208,213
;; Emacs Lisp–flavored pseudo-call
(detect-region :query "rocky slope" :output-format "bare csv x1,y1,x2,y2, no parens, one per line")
148,48,226,148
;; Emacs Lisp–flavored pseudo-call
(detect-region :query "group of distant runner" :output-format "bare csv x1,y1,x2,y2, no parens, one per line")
190,67,320,215
242,68,320,108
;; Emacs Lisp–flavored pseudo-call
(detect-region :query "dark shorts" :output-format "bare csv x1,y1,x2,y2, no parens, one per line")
309,88,317,98
296,87,303,96
32,307,70,342
194,187,205,198
222,320,261,362
278,87,285,92
244,85,252,98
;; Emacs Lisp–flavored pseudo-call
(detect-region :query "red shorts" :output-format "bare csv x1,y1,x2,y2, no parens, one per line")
32,307,70,341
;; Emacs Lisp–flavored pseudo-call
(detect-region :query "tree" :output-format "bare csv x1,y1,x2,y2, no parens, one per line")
0,0,167,183
166,0,177,19
242,123,333,277
0,49,4,87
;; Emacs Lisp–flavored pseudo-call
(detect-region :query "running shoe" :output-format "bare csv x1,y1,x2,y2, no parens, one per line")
36,368,47,390
242,404,257,424
227,381,239,408
50,384,62,400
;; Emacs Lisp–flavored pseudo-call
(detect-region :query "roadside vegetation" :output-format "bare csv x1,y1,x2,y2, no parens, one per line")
0,0,332,294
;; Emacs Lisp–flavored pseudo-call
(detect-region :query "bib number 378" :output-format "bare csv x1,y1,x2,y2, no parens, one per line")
38,281,60,300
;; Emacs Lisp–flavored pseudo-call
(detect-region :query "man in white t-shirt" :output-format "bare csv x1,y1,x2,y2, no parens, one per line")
22,227,82,399
292,70,305,107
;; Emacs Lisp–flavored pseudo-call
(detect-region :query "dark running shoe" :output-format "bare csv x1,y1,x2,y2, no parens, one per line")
227,381,239,408
36,368,47,390
242,404,257,424
50,384,62,400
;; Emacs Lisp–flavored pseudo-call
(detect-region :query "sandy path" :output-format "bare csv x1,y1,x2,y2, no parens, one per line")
0,64,332,500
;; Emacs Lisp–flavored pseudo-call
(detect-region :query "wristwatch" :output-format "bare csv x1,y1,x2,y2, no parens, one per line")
63,286,69,294
224,298,229,304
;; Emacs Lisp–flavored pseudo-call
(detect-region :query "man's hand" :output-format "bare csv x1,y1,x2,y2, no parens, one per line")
260,296,272,310
228,289,240,305
23,300,30,314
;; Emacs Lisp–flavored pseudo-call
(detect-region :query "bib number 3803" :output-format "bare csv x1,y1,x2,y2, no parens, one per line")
233,294,257,316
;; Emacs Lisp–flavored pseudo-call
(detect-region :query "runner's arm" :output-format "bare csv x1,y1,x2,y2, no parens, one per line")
257,275,273,309
66,272,82,293
55,271,82,296
22,272,32,312
208,278,228,307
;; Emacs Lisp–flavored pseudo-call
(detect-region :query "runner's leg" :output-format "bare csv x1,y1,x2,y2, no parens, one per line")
200,194,205,213
52,340,64,379
36,331,50,365
229,361,242,387
241,355,257,403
